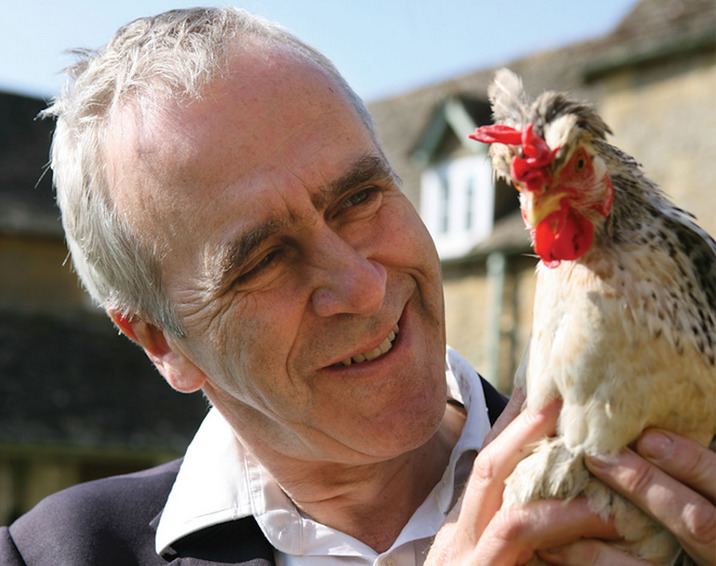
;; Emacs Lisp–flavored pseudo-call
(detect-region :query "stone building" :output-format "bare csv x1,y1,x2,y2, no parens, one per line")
367,0,715,391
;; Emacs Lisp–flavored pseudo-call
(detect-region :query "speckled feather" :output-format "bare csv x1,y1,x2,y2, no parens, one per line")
485,69,716,566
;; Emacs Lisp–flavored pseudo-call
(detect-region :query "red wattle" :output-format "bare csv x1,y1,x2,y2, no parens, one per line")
534,205,594,266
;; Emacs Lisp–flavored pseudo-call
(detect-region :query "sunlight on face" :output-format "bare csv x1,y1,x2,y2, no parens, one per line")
107,45,448,465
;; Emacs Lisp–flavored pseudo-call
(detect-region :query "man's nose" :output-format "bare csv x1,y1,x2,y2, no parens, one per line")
309,232,387,318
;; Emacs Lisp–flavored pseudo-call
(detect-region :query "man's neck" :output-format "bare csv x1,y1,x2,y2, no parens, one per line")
255,403,466,552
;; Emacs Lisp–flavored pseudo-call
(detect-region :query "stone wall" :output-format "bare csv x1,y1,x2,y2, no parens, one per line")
442,254,537,392
442,266,489,372
0,235,90,316
598,54,715,235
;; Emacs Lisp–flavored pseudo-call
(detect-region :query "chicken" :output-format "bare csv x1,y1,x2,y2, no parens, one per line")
470,69,716,565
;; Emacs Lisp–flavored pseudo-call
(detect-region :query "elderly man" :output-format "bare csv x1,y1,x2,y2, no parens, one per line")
2,8,714,566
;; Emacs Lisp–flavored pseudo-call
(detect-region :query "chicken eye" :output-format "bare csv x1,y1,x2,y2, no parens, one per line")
576,157,585,170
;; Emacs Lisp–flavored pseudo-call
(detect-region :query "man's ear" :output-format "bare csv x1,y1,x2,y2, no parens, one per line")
109,309,207,393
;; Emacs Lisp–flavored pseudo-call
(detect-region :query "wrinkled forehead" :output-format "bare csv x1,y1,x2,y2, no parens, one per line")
105,44,363,216
108,46,349,165
102,42,376,272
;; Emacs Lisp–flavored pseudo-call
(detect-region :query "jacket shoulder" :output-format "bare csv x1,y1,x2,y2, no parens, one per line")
0,526,24,565
479,375,509,425
6,458,182,565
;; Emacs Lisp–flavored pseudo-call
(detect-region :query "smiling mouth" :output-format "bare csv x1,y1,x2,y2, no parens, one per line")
337,324,400,367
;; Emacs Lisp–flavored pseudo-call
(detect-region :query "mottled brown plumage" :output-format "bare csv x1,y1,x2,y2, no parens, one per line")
475,69,716,565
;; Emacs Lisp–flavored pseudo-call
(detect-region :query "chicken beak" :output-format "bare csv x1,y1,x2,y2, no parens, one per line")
522,188,569,228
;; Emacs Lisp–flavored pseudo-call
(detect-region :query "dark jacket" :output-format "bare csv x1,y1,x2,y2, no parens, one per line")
1,378,507,565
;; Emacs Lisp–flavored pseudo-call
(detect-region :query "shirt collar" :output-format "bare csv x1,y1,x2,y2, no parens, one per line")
155,347,492,556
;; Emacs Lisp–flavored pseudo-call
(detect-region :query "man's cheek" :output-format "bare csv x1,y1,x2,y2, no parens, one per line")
229,314,289,380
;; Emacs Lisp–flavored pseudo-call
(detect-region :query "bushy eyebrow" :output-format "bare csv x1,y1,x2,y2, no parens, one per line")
213,217,286,287
209,153,395,290
310,153,395,210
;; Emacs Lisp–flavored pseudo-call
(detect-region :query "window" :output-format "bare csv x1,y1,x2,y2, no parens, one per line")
439,172,450,234
465,177,475,230
420,154,494,259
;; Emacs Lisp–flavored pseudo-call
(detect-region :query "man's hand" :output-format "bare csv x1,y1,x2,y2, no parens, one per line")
428,390,716,565
572,430,716,566
426,399,618,565
537,432,716,565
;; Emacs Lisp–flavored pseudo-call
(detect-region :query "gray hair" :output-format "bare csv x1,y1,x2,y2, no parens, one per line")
43,7,374,335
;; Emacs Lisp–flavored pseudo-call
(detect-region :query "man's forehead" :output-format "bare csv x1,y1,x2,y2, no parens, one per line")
102,42,382,271
107,46,362,181
103,100,197,231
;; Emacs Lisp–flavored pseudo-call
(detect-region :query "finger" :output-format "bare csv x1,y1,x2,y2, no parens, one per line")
481,386,526,448
587,448,716,565
539,540,651,566
472,397,561,486
458,399,561,534
475,498,618,565
635,429,716,502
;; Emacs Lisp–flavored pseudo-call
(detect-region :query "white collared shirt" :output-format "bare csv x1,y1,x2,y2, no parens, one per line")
156,347,494,565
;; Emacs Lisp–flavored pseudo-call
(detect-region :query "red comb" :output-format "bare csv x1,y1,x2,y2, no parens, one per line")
468,124,522,145
469,123,558,192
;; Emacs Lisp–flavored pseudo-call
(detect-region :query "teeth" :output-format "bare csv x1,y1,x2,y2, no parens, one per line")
338,324,399,367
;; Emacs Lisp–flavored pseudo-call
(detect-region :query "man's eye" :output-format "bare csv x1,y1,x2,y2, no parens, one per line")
235,249,281,284
339,188,379,210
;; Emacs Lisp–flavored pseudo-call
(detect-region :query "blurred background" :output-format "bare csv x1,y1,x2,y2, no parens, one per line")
1,0,713,524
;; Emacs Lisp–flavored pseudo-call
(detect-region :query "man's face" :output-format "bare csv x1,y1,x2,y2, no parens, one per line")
107,46,447,465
